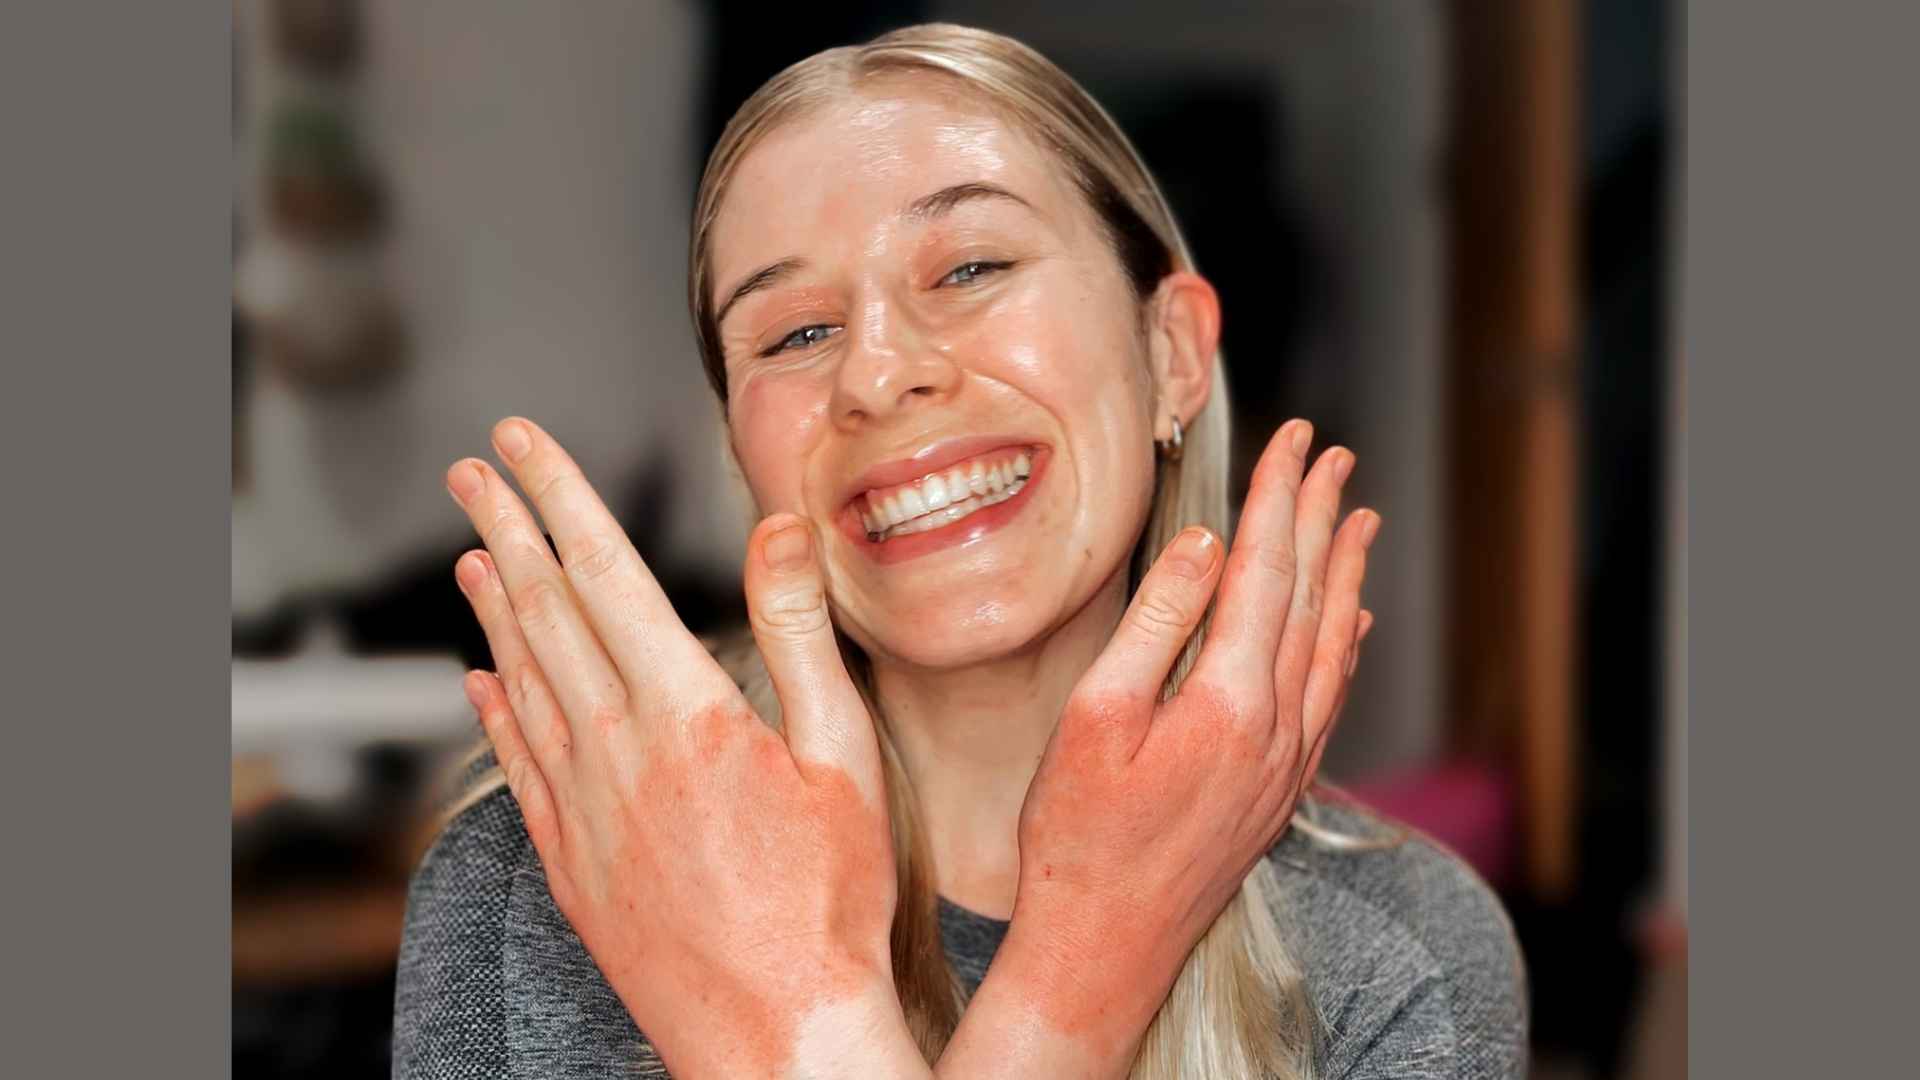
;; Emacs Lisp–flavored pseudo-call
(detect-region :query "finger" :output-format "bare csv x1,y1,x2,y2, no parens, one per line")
1074,526,1224,747
455,550,579,779
742,514,884,800
465,669,561,854
1298,512,1378,775
1351,610,1375,675
485,417,727,703
447,455,632,732
1272,447,1356,735
1307,608,1371,786
1189,420,1313,704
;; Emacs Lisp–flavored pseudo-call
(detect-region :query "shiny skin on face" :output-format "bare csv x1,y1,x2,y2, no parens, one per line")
709,81,1162,671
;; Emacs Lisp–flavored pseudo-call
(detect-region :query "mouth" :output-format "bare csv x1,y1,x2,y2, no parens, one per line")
838,438,1050,563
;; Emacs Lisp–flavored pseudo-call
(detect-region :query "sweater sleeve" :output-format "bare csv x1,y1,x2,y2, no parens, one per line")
391,786,527,1079
1333,834,1529,1080
1271,801,1530,1079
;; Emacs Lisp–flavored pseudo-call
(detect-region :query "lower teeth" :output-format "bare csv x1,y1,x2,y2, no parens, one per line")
869,478,1027,541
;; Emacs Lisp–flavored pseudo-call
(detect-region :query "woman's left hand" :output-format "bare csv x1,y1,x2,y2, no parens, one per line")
943,419,1377,1077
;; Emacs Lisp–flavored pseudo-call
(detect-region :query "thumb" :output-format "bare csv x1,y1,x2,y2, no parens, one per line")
1074,526,1224,734
742,514,884,799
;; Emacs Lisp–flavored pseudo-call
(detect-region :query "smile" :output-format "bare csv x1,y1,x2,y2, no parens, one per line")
860,447,1034,541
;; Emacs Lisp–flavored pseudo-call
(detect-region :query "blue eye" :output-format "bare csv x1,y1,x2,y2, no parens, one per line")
764,324,839,357
939,260,1011,287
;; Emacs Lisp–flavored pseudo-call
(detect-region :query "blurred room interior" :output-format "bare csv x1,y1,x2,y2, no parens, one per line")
230,2,1682,1076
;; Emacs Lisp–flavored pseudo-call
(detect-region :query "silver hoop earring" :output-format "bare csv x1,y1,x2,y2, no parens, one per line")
1158,415,1184,463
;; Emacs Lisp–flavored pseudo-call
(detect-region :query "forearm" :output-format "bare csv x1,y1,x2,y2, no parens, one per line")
935,920,1177,1080
784,981,935,1080
640,977,932,1080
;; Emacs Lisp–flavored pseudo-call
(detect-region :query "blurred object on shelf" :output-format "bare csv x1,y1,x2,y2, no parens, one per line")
270,0,364,78
234,883,411,985
235,0,403,395
232,615,471,754
1342,759,1520,891
233,753,285,818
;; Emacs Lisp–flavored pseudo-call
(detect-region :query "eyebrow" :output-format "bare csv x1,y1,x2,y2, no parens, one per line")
714,182,1035,329
902,180,1033,222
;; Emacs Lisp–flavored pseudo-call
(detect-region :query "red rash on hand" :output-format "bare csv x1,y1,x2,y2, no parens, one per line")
541,701,899,1077
1002,683,1290,1052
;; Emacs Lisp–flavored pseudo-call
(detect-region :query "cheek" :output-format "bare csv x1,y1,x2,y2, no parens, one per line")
973,286,1156,491
729,376,833,511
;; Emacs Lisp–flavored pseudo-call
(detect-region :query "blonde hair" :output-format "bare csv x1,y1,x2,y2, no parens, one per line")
451,22,1338,1078
701,23,1328,1077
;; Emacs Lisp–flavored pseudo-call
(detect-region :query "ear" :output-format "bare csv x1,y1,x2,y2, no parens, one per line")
1145,271,1220,441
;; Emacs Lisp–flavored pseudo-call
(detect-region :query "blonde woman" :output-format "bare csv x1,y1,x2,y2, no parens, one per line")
396,23,1525,1080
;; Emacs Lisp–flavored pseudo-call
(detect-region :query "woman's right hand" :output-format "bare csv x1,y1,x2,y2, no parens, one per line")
943,418,1378,1077
446,418,925,1079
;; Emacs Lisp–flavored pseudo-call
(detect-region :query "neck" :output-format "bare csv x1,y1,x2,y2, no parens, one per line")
871,569,1130,920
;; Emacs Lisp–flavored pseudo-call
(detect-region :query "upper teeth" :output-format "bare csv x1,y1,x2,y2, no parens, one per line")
863,450,1033,537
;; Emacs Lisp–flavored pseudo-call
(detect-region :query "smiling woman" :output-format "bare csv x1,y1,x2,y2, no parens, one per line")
394,22,1525,1080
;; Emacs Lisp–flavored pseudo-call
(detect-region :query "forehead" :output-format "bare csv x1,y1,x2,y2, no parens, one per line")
709,82,1082,283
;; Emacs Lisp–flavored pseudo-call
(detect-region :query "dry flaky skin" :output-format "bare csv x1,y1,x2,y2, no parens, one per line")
444,405,1376,1078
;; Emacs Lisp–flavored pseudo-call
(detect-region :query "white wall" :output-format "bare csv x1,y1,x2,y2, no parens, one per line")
233,0,743,618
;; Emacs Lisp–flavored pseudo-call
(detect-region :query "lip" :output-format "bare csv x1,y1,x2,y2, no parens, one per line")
840,434,1047,505
836,439,1051,565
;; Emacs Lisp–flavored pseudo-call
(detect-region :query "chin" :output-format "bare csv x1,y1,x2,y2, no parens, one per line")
847,571,1063,671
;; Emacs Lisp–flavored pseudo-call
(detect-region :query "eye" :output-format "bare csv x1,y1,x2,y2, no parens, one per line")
762,324,840,357
938,259,1012,287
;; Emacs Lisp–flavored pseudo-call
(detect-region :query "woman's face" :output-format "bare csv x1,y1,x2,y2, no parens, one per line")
708,81,1187,670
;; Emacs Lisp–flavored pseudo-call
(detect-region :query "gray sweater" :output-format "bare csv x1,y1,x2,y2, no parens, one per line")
392,768,1528,1078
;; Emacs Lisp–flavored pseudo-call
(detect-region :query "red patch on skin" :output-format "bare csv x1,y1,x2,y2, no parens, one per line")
595,700,896,1076
1002,681,1280,1053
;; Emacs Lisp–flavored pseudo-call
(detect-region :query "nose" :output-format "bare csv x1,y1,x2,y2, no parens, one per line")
828,296,961,428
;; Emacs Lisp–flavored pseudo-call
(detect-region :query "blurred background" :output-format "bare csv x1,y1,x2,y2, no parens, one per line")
230,1,1681,1076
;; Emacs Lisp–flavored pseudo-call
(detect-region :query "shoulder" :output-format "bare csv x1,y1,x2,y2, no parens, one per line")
392,760,536,1078
1265,794,1529,1079
401,754,541,951
395,755,671,1079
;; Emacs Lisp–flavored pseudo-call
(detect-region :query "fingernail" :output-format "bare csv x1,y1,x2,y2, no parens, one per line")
447,461,485,505
455,552,488,593
493,420,533,463
463,671,488,711
1360,511,1381,548
1167,527,1218,579
764,521,812,572
1332,449,1355,485
1291,421,1313,456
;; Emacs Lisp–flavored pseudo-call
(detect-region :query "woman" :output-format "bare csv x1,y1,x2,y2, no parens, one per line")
396,23,1526,1080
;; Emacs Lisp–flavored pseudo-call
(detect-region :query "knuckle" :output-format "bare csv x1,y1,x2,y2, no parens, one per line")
527,464,574,505
585,697,629,735
476,502,518,548
754,586,830,635
501,755,544,804
1249,539,1298,581
1296,577,1325,619
510,576,569,624
1317,646,1352,684
508,665,542,714
560,533,624,583
1132,588,1196,636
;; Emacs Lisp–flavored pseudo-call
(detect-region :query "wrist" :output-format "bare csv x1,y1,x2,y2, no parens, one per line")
939,915,1178,1080
783,977,930,1080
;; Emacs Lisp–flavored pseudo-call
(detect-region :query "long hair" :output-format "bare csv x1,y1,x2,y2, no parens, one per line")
453,23,1333,1078
694,24,1324,1077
